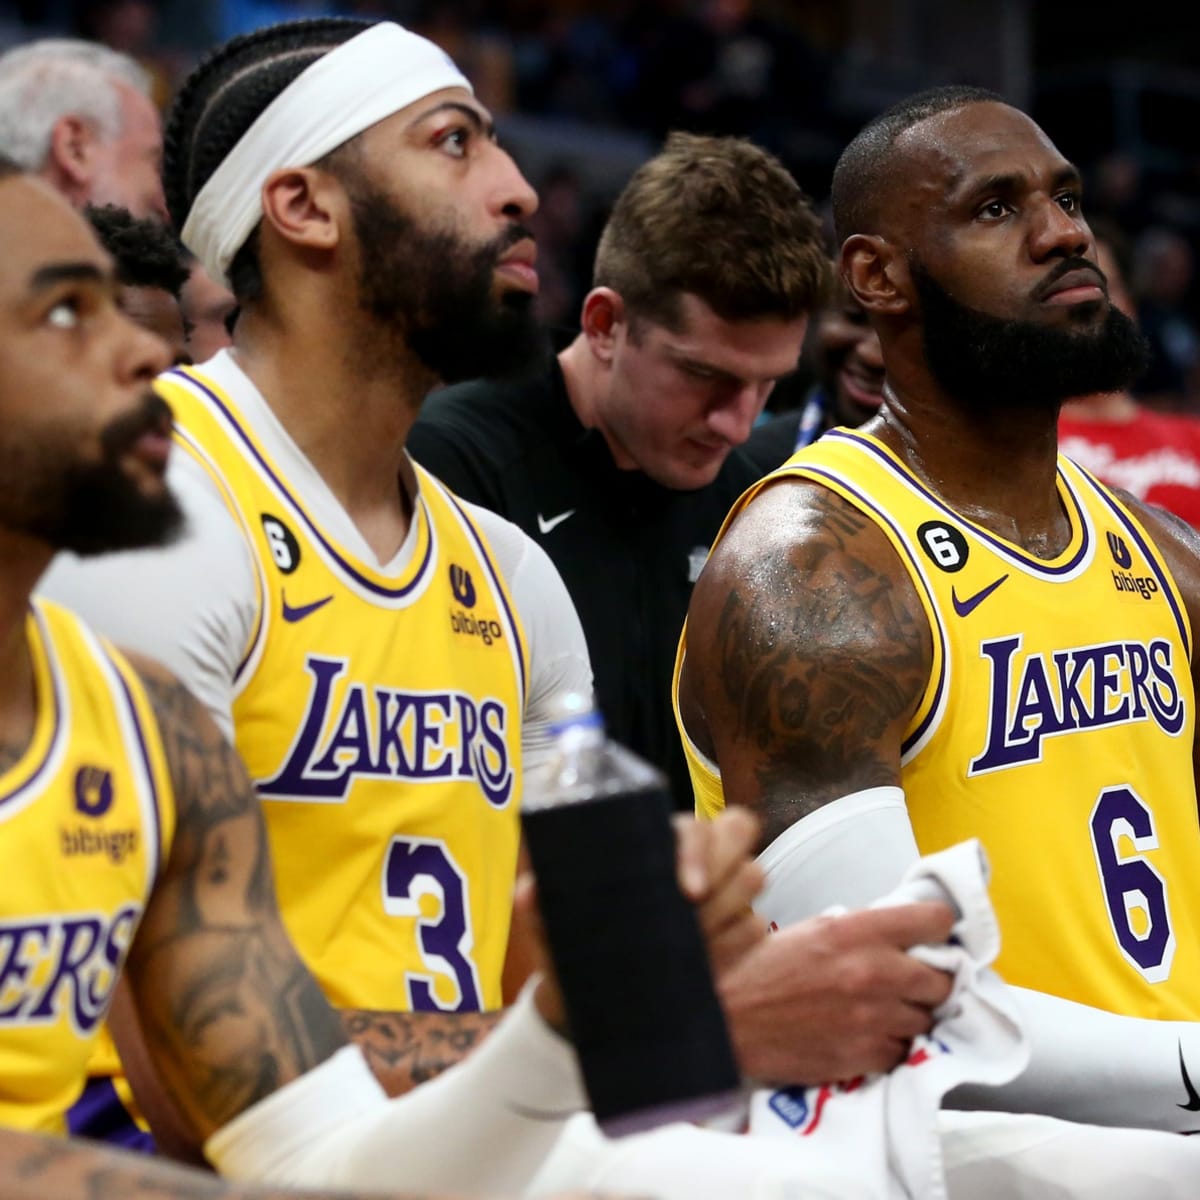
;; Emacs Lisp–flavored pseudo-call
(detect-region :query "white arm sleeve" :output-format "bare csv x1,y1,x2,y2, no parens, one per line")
948,985,1200,1133
37,452,256,741
758,789,1200,1132
755,787,920,925
206,980,587,1195
465,503,594,777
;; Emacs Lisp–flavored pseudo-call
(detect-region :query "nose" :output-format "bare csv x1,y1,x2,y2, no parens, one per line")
491,144,538,222
707,381,771,446
1029,195,1090,262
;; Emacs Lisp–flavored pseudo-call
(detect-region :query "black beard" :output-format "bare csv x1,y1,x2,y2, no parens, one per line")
0,391,184,556
345,170,547,383
911,258,1151,413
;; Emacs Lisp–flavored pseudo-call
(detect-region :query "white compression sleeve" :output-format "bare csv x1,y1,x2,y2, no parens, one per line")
206,981,586,1195
948,985,1200,1133
756,789,1200,1132
755,786,920,925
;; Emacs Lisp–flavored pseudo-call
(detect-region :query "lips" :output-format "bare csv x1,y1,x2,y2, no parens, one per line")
1038,265,1107,304
496,238,539,293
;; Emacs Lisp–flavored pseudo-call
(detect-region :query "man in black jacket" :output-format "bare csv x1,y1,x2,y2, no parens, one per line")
409,132,828,808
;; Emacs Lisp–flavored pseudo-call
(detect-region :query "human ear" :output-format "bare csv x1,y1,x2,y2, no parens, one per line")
841,234,910,317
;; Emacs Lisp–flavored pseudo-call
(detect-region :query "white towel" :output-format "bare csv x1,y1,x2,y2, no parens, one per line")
747,839,1029,1200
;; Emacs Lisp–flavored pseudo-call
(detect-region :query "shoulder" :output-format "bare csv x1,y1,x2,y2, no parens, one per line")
1115,490,1200,613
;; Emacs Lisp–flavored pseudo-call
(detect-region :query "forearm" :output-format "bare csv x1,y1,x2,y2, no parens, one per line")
208,982,585,1197
947,984,1200,1132
340,1008,505,1096
0,1128,450,1200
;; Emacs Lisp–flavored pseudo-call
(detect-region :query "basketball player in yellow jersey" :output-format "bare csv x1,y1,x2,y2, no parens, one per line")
41,18,592,1120
677,87,1200,1135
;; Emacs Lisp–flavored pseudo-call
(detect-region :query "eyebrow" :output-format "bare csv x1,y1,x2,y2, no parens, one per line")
29,262,111,293
960,163,1082,204
410,100,496,141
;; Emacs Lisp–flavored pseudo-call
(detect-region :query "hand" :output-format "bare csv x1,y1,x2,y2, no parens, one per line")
521,809,767,1033
719,901,956,1085
672,807,767,975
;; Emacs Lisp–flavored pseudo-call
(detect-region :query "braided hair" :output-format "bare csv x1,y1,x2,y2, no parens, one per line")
163,18,369,302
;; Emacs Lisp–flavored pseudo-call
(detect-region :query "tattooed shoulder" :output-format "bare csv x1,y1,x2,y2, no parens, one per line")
690,480,932,838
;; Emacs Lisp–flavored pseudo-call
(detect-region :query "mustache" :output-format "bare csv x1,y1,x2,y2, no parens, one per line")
99,390,174,459
490,224,536,258
1033,256,1108,302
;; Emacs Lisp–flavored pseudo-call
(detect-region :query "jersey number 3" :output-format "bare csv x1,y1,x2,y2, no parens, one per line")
383,836,483,1011
1090,785,1175,983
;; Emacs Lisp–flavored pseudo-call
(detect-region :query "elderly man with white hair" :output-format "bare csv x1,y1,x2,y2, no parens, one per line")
0,37,167,221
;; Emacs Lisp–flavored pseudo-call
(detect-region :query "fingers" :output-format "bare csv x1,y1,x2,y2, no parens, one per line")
672,807,761,901
841,900,957,950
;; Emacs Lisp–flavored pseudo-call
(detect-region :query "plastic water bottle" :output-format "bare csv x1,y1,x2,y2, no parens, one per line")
522,693,744,1136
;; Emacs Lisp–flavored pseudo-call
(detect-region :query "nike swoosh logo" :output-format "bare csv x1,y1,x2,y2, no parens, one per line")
281,592,334,623
1178,1041,1200,1111
537,509,576,535
951,574,1009,618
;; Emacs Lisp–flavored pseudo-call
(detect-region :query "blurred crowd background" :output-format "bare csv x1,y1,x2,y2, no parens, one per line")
4,0,1198,413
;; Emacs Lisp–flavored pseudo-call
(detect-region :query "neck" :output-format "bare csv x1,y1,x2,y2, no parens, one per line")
231,304,439,561
558,336,631,468
870,372,1069,558
0,537,51,764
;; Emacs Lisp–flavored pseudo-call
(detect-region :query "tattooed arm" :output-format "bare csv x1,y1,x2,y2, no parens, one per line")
337,1009,502,1095
677,479,956,1084
680,478,933,846
0,1127,464,1200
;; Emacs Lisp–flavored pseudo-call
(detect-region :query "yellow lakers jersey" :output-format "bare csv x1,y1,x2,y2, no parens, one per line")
0,601,175,1133
156,364,527,1013
677,428,1200,1020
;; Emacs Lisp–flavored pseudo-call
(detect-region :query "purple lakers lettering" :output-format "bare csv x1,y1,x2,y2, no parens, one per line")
258,656,514,806
970,635,1185,774
0,904,139,1036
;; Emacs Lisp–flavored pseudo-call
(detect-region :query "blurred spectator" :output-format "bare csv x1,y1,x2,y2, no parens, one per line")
528,161,589,325
1132,225,1200,410
0,37,167,220
179,253,235,364
1060,221,1200,526
85,200,190,361
743,274,881,473
73,0,175,108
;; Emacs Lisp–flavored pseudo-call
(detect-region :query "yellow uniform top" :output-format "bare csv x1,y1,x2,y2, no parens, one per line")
157,365,527,1013
0,601,175,1133
676,428,1200,1019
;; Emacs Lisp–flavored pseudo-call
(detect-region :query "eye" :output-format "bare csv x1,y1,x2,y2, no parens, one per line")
46,298,81,330
435,125,471,158
977,199,1011,221
1056,191,1080,214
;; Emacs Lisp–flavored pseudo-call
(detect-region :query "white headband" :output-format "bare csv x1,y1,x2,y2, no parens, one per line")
181,21,472,288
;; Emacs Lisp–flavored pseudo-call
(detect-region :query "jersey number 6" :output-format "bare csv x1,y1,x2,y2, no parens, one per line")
1090,785,1175,983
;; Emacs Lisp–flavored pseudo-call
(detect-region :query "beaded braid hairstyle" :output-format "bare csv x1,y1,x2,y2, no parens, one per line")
163,17,371,305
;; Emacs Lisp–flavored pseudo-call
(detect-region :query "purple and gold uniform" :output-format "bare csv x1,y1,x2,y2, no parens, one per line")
677,428,1200,1019
0,601,175,1134
155,362,527,1014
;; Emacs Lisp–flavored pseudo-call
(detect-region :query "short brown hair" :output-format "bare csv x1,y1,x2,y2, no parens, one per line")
594,132,829,332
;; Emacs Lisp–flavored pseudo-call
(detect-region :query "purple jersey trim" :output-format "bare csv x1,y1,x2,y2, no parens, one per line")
799,466,948,758
0,607,65,813
441,485,528,706
104,651,164,882
1074,470,1192,660
168,369,436,601
826,429,1093,576
67,1076,156,1154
